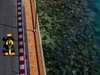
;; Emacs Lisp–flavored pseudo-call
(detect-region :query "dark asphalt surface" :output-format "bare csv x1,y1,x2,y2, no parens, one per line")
0,0,19,75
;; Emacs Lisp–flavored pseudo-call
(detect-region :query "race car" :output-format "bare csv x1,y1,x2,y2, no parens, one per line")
2,33,15,56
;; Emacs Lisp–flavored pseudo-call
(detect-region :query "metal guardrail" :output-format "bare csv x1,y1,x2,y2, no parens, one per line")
30,0,46,75
23,0,46,74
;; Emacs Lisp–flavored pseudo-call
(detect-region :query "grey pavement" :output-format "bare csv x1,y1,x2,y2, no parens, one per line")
0,0,19,75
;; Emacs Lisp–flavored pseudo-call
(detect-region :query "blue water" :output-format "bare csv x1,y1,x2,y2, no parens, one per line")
87,1,100,73
95,0,100,48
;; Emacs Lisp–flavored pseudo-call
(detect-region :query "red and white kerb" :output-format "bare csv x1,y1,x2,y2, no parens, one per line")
17,0,26,75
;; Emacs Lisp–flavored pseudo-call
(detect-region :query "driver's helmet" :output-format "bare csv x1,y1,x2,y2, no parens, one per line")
5,33,14,46
6,33,12,37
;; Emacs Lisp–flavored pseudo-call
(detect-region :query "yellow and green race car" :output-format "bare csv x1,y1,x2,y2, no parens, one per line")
3,33,15,56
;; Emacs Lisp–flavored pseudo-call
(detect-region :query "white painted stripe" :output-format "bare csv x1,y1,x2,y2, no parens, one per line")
20,74,25,75
19,34,23,38
20,56,24,61
18,2,21,5
18,28,23,32
18,22,22,26
18,17,22,20
19,48,24,53
20,64,25,70
19,41,23,45
18,12,22,15
18,7,22,10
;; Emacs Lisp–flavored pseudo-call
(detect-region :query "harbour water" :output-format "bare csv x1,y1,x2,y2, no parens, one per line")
95,0,100,47
91,0,100,74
